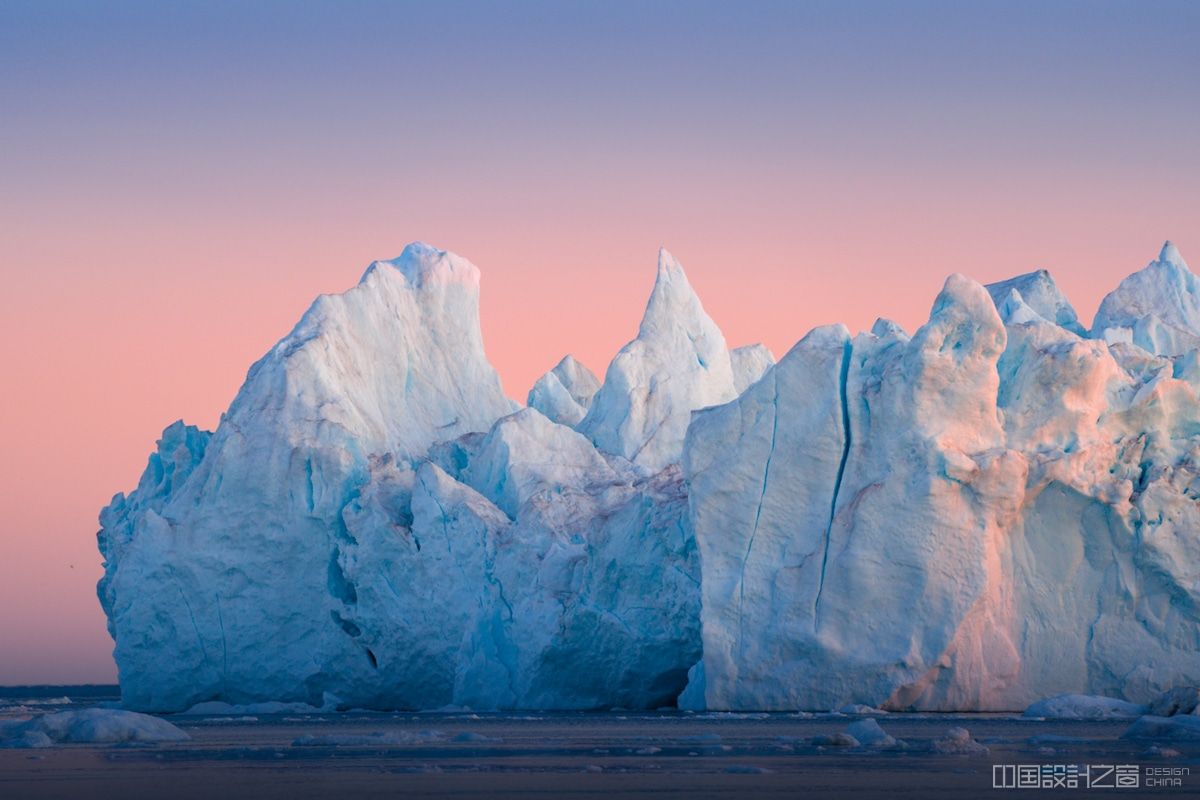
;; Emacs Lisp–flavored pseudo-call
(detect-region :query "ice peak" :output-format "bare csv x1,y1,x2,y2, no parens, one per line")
1159,240,1187,269
655,246,686,279
922,274,1007,361
579,248,736,470
552,354,601,406
985,267,1084,335
870,318,908,339
361,242,481,289
1092,240,1200,355
555,354,586,374
933,273,993,317
640,247,705,339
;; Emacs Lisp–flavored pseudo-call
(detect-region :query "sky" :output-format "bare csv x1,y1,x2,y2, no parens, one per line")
0,1,1197,685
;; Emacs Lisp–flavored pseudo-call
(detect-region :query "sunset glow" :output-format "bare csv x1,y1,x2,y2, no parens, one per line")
1,1,1197,684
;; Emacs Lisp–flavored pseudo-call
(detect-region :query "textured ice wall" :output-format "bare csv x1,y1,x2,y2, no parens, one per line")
685,254,1200,710
99,245,704,711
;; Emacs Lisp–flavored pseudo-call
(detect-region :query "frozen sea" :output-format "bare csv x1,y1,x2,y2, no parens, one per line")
1,687,1196,799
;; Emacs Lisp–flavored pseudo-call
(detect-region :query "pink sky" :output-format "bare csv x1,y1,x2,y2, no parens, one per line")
2,172,1193,683
1,2,1197,684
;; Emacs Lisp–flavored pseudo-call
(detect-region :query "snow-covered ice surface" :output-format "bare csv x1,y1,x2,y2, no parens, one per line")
99,240,1200,715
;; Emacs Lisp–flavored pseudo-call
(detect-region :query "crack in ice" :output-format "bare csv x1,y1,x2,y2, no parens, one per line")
737,371,780,655
814,339,853,631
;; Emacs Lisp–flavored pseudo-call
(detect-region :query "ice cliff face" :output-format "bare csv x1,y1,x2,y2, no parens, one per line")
685,276,1019,710
730,344,776,393
334,409,699,711
101,240,1200,712
685,246,1200,711
99,244,518,710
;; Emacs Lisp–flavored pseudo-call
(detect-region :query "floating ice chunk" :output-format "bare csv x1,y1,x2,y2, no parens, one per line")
1024,694,1148,720
846,719,895,747
1121,715,1200,741
0,731,53,749
931,727,988,755
1,710,188,745
1149,687,1200,717
1144,744,1183,758
15,697,73,706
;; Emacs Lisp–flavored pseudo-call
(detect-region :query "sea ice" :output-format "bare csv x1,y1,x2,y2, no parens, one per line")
1023,694,1148,720
0,710,188,745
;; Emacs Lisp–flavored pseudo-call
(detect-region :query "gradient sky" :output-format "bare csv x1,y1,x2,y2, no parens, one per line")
1,1,1197,684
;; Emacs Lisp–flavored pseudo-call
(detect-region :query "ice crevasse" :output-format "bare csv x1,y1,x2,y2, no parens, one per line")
100,240,1200,712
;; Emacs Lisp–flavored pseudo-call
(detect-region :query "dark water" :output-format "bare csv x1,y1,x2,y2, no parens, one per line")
1,690,1197,799
0,685,119,702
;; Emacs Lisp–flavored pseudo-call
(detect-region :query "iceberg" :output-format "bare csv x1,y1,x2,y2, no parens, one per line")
1023,694,1148,720
100,244,698,712
1122,715,1200,741
0,710,189,746
100,240,1200,713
